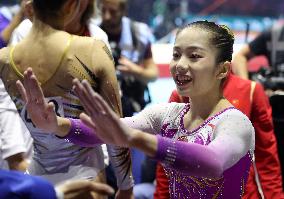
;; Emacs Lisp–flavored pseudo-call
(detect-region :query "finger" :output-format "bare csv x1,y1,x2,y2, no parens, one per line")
46,102,56,115
73,79,97,116
23,68,33,103
60,181,114,196
16,80,28,103
29,74,45,105
83,82,115,118
80,113,97,130
81,80,106,115
88,182,114,195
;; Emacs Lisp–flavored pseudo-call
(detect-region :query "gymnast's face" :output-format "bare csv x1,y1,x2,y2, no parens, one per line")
169,27,224,98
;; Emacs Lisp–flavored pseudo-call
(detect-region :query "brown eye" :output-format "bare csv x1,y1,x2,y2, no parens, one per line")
172,52,180,59
190,53,202,59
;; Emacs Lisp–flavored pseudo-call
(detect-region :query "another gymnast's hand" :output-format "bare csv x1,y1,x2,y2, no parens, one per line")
16,68,60,133
72,79,138,147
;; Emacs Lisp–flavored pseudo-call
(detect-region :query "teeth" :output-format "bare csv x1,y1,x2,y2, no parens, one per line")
177,75,192,82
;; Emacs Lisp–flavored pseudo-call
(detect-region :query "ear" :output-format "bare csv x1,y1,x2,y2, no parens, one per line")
216,61,230,80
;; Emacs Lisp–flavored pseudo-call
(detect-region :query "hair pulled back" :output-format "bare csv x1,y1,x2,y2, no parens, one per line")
177,20,235,64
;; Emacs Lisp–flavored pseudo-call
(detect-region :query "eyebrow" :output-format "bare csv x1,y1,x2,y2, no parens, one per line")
173,45,206,52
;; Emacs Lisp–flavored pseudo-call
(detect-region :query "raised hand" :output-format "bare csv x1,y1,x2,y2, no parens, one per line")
72,79,136,147
16,68,59,133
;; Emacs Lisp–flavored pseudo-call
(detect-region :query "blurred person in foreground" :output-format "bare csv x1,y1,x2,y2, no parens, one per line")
155,71,283,199
0,0,133,198
0,168,114,199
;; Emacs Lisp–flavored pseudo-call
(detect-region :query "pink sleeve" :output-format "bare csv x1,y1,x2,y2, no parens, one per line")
155,112,254,178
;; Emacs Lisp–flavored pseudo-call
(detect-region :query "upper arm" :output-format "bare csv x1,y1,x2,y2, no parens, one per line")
91,41,122,116
234,44,254,60
208,113,254,170
121,103,170,134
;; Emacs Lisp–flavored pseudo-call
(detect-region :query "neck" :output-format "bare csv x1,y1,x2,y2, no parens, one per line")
65,20,84,35
188,89,225,120
30,18,60,36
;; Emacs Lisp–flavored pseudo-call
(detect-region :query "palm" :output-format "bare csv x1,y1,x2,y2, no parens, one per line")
73,79,134,147
16,68,58,132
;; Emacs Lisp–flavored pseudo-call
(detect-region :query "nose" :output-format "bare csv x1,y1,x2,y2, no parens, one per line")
102,9,112,21
176,57,189,74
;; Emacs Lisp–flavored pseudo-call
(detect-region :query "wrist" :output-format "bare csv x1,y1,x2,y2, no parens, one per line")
128,130,158,157
55,117,71,137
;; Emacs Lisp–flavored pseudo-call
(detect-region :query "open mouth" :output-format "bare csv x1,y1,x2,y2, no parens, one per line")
175,75,193,86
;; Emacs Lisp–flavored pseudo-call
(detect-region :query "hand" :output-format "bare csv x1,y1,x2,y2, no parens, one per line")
16,68,59,133
117,57,142,76
56,180,114,199
115,188,134,199
72,79,137,147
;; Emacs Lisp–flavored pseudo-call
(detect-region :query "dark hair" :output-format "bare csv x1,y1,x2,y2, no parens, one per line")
176,20,235,64
97,0,128,12
81,0,95,25
33,0,68,21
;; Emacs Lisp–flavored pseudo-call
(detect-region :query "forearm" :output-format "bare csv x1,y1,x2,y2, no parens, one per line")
129,133,224,178
0,13,24,43
154,135,224,178
136,64,159,84
107,146,134,190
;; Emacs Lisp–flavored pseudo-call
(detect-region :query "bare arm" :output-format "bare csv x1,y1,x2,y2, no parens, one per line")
117,56,159,84
0,3,25,45
232,44,254,79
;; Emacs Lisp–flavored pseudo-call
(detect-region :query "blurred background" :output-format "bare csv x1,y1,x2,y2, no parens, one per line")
1,0,283,103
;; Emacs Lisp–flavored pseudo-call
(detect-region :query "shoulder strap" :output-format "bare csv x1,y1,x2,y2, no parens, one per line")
9,46,24,79
9,34,74,84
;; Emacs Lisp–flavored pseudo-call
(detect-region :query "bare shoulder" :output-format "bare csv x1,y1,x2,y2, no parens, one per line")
69,36,114,75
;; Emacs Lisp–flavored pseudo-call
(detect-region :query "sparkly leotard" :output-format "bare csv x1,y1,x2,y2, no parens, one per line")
5,35,107,184
58,102,255,198
123,103,255,199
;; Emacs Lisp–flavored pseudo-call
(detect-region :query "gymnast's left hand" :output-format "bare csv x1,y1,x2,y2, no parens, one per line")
72,79,137,147
16,68,59,133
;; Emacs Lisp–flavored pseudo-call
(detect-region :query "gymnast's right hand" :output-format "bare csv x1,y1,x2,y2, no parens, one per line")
16,68,60,133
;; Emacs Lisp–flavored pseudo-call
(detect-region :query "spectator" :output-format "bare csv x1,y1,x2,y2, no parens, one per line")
97,0,159,117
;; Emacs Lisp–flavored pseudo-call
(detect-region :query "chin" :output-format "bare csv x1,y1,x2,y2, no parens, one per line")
176,88,190,97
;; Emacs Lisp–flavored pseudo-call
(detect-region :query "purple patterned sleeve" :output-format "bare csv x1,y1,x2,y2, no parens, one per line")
155,135,224,178
61,118,103,147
